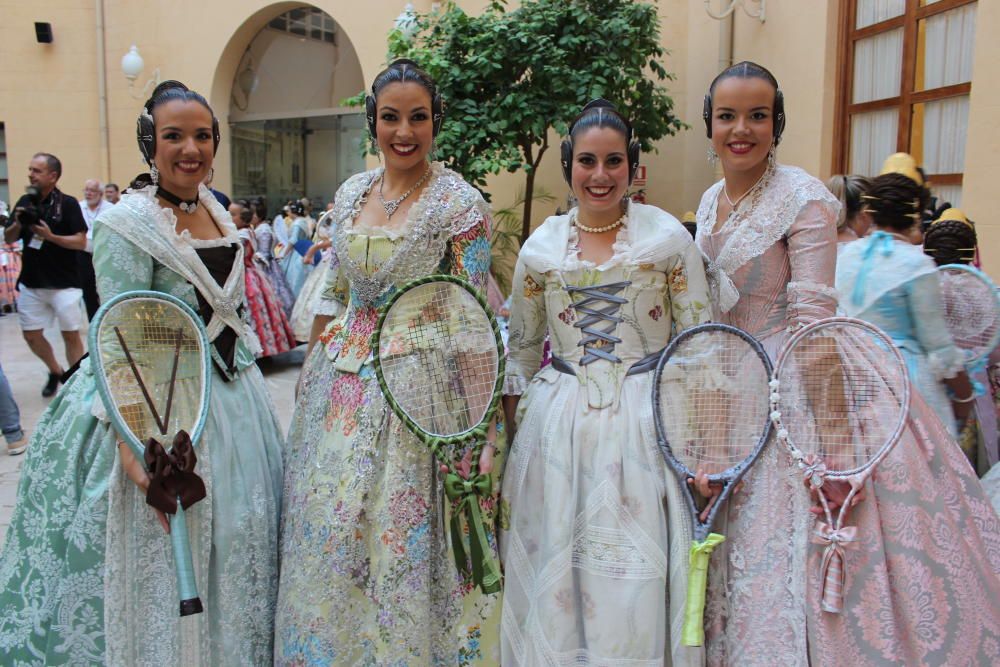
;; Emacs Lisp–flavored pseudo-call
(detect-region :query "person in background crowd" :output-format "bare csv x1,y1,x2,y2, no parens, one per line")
825,173,872,247
0,200,22,315
280,201,312,296
681,210,697,237
204,167,231,209
3,152,87,397
252,200,296,316
104,182,121,204
79,178,113,318
923,207,999,474
0,361,27,456
273,202,290,246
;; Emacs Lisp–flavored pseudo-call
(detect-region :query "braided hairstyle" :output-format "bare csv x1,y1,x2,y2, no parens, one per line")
826,174,871,231
924,218,977,265
863,173,925,232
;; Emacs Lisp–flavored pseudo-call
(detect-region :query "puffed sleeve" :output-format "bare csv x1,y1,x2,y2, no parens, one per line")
666,240,713,332
92,219,154,300
448,205,491,292
504,255,547,396
785,200,839,328
907,272,966,380
313,250,349,316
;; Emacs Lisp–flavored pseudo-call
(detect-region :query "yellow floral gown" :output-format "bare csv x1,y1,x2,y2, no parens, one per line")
275,163,502,665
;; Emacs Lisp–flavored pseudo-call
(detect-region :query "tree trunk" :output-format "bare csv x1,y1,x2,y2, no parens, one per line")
519,134,549,245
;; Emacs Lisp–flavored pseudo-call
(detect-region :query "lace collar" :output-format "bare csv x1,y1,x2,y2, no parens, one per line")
330,162,487,306
522,202,692,275
102,185,248,345
695,164,839,312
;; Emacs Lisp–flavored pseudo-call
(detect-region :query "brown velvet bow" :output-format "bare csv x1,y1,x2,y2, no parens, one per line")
143,430,206,514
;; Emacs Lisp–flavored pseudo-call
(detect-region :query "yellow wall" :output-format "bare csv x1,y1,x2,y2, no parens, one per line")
1,0,994,278
962,0,1000,279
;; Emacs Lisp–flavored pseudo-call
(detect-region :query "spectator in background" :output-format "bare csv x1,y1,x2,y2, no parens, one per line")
825,174,872,247
3,153,87,397
204,168,231,209
103,182,121,204
79,178,113,318
0,361,26,455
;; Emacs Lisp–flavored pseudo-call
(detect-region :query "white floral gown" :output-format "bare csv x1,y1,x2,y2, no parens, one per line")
0,185,283,666
500,203,712,666
275,163,502,665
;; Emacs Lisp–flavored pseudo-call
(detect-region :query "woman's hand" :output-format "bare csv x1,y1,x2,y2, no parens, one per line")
688,469,726,523
809,478,864,519
118,441,170,533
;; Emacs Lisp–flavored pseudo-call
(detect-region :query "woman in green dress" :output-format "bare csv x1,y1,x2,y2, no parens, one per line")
0,81,283,665
274,59,502,665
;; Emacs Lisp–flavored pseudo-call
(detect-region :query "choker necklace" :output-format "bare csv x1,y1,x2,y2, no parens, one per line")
723,165,770,210
157,186,199,214
574,211,627,234
378,165,432,219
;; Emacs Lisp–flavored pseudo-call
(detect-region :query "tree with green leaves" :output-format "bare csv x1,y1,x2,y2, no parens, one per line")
347,0,684,244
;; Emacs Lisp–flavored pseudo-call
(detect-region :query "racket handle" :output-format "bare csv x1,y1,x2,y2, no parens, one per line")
169,503,203,616
682,533,725,647
820,550,845,614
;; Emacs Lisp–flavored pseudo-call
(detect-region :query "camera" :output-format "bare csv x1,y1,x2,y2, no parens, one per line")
12,185,41,227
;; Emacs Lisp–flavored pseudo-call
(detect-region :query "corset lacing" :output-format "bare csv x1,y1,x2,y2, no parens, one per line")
566,281,632,365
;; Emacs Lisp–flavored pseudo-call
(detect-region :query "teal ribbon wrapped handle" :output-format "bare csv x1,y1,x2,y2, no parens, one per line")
444,471,502,594
682,533,726,647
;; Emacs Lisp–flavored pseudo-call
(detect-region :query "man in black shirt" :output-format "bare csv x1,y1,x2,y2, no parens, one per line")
4,153,88,396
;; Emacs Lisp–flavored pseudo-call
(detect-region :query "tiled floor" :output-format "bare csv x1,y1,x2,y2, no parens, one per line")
0,308,304,548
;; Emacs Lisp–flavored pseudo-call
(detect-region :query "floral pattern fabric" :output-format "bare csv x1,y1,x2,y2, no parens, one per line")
500,204,712,666
275,163,502,666
0,187,284,666
241,230,297,357
696,166,1000,666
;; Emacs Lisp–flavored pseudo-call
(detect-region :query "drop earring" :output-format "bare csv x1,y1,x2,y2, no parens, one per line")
707,146,719,166
767,143,777,170
150,163,159,186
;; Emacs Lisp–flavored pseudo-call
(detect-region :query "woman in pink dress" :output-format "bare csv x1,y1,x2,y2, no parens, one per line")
696,61,1000,666
234,204,296,357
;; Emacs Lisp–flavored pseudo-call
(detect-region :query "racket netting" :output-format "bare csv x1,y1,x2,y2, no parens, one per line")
657,328,772,477
938,266,1000,364
377,281,499,439
776,322,908,475
95,297,207,450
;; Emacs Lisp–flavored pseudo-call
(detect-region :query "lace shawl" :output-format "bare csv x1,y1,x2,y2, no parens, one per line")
695,164,840,312
99,184,253,349
330,161,489,306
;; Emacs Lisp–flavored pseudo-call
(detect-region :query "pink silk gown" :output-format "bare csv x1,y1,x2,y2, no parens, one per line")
696,164,1000,666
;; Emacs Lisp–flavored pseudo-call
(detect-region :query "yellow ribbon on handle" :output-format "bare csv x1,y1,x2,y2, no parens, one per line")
682,533,726,647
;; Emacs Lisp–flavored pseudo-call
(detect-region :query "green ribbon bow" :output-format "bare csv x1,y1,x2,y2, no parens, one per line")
444,471,502,594
682,532,726,647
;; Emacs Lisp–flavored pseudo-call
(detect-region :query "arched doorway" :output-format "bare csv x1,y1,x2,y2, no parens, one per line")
227,5,366,215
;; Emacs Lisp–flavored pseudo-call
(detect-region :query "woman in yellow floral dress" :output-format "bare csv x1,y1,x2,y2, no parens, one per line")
274,60,501,665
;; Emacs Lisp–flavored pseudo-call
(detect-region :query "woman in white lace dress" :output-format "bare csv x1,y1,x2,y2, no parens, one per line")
0,81,283,665
274,60,502,665
500,100,712,666
697,62,1000,666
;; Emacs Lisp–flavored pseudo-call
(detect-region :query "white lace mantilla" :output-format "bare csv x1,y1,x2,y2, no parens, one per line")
99,184,252,347
695,165,840,312
330,162,488,305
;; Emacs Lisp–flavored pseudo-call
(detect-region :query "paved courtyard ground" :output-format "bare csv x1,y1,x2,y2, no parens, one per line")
0,308,303,548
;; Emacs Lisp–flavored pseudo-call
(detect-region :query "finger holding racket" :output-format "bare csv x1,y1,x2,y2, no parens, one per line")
653,323,774,647
770,317,909,614
90,290,212,617
374,275,505,594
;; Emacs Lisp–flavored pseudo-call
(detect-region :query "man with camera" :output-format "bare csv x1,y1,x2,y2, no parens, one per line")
3,153,87,397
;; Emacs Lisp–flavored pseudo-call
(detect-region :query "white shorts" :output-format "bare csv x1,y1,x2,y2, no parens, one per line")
18,286,84,331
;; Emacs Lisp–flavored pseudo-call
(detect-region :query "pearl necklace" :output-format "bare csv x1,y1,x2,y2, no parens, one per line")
378,165,432,219
574,211,627,233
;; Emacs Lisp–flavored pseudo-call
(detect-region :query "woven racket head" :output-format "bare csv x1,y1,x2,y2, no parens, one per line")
90,291,211,454
375,277,502,441
773,318,909,476
937,264,1000,365
654,324,773,483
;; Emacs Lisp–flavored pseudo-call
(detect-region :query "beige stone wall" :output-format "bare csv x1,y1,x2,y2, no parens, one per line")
1,0,994,275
